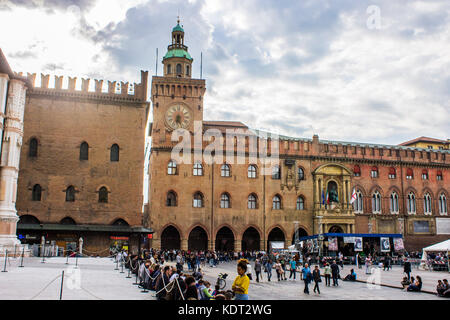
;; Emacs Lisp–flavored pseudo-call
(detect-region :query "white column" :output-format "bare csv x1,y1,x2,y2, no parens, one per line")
0,74,9,157
0,79,27,248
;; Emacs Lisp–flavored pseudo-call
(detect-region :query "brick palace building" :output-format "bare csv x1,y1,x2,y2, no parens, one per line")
147,22,450,253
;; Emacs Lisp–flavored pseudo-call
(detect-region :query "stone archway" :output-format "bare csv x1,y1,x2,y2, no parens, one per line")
188,226,208,251
329,225,344,233
242,227,260,251
161,225,181,250
215,227,234,251
267,227,285,250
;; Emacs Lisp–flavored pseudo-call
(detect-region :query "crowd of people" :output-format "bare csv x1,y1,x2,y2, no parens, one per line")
113,247,449,300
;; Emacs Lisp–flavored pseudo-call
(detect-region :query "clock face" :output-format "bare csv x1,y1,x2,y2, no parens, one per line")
165,104,192,130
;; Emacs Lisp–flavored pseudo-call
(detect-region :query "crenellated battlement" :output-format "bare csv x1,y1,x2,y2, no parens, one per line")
16,70,149,103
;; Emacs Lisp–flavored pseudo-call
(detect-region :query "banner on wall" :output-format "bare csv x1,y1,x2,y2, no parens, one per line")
394,238,405,251
343,237,355,244
354,237,363,251
328,237,338,251
306,239,313,252
380,237,391,252
313,239,319,252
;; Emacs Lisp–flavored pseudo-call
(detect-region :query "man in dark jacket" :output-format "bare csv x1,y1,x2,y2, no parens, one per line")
403,258,411,280
155,266,172,300
331,260,340,286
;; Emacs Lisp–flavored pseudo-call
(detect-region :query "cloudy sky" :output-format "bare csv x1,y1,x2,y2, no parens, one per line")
1,0,449,145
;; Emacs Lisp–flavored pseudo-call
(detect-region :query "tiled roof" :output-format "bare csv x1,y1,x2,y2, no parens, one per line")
399,136,448,146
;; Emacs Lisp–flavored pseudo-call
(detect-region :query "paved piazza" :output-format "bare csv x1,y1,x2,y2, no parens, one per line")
0,256,447,300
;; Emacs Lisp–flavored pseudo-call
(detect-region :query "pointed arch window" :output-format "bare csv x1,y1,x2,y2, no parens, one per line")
168,160,177,175
424,193,432,215
193,192,204,208
248,194,257,209
66,186,76,202
439,194,447,215
298,167,305,180
221,164,231,177
99,186,108,203
220,193,230,208
407,192,416,214
29,138,38,157
390,192,399,214
272,194,282,210
166,191,177,207
353,190,363,213
296,196,305,210
32,184,42,201
272,165,281,180
372,191,381,213
80,142,89,160
110,144,119,162
248,165,257,178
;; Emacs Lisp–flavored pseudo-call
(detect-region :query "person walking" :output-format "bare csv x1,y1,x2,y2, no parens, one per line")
403,258,412,280
331,260,340,286
289,258,297,280
254,259,262,282
301,263,311,294
265,259,273,282
312,265,321,294
365,256,372,275
324,262,332,286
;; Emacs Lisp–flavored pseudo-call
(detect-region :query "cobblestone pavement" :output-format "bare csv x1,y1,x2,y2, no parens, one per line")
1,257,446,300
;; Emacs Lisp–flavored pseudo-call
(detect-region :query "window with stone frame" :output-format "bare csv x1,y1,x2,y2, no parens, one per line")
248,194,257,209
424,193,432,215
168,160,177,175
272,165,281,180
166,191,177,207
390,192,399,214
248,165,257,178
193,192,204,208
220,193,231,208
296,196,305,210
110,144,119,162
99,186,108,203
407,192,416,214
439,194,447,215
32,184,42,201
193,162,203,176
221,164,231,177
297,167,305,180
66,186,76,202
80,142,89,160
272,195,282,210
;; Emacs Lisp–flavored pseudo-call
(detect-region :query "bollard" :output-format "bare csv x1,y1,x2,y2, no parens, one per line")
75,255,79,269
19,247,25,268
13,245,17,258
133,265,139,285
65,252,69,265
2,250,8,272
60,271,65,300
115,256,119,270
120,259,124,273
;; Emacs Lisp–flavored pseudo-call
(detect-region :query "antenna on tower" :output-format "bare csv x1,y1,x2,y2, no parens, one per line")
155,48,158,76
200,52,203,79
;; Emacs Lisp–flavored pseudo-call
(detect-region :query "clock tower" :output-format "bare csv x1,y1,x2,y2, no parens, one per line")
150,19,206,148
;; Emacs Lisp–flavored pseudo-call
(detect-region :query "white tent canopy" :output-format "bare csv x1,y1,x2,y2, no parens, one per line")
420,239,450,272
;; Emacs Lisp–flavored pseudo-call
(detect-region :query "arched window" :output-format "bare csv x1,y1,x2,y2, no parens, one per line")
370,166,378,178
221,164,231,177
176,63,182,75
353,190,363,213
80,142,89,160
424,193,432,215
186,65,190,76
272,165,281,180
372,191,381,213
272,194,281,210
166,191,177,207
168,160,177,175
298,167,305,180
32,184,42,201
390,192,399,214
296,196,305,210
193,162,203,176
248,194,257,209
110,144,119,162
353,165,361,177
167,64,172,74
407,192,416,214
422,169,428,180
193,192,204,208
220,193,230,208
99,186,108,203
66,186,75,202
439,194,447,215
388,167,396,179
248,165,257,178
29,138,38,157
406,168,413,180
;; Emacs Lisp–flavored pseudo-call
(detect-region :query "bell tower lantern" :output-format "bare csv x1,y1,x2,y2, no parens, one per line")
163,18,193,78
